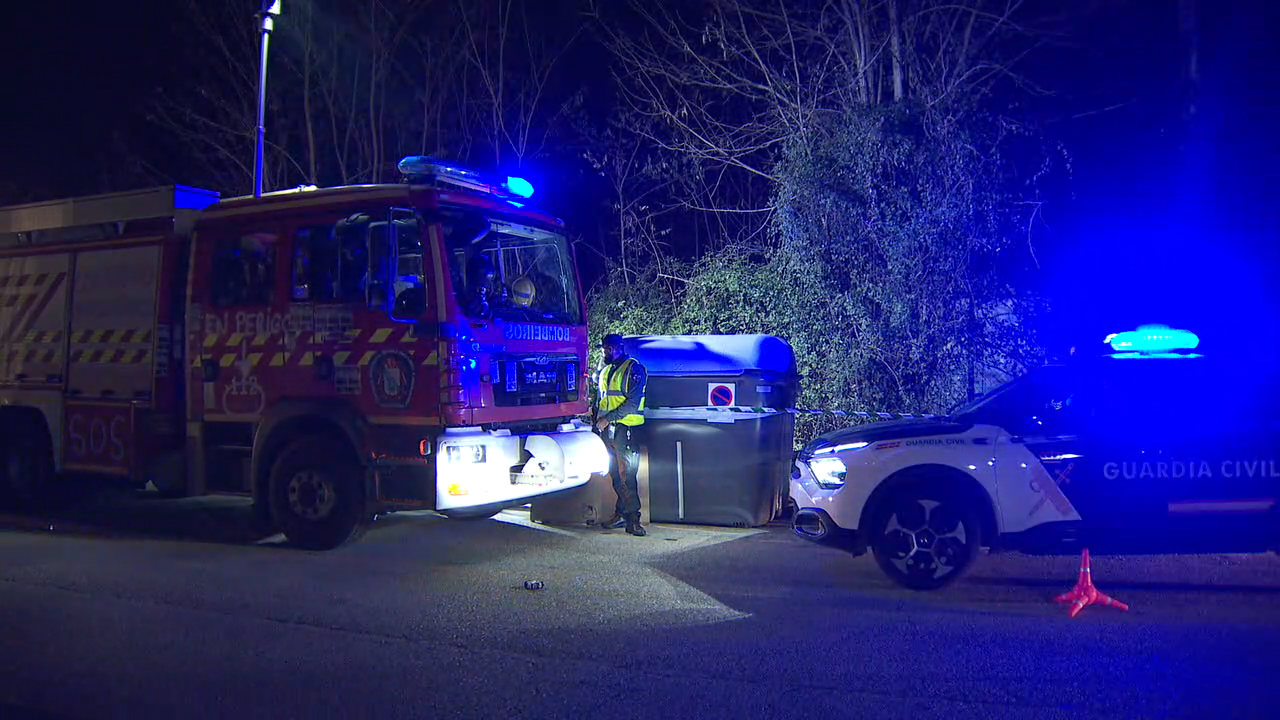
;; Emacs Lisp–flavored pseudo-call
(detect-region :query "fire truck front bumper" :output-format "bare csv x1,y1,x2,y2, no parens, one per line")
434,420,609,512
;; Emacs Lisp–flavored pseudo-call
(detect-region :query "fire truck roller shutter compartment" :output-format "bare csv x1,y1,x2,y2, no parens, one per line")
434,421,608,511
625,334,799,528
68,245,161,400
0,252,72,388
0,252,73,469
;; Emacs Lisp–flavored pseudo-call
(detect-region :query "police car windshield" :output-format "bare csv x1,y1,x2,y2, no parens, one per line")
952,355,1274,437
440,207,583,325
950,365,1077,424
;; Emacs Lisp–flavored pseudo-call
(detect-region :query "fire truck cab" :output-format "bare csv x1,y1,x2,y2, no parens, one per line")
0,157,608,549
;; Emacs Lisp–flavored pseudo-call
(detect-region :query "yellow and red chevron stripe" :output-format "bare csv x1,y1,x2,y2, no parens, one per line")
0,273,57,288
198,325,439,369
71,348,153,365
201,326,420,349
67,327,154,366
4,347,62,364
203,331,314,350
200,348,439,369
21,330,65,344
5,330,64,365
70,329,153,344
0,273,59,309
0,272,68,346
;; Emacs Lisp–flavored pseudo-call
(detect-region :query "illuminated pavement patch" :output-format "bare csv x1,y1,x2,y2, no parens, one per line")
1,498,1279,719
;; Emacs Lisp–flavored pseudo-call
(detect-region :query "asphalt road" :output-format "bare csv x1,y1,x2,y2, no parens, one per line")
2,488,1279,720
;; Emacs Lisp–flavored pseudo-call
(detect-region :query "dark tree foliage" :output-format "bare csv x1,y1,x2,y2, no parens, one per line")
590,102,1055,443
588,0,1069,444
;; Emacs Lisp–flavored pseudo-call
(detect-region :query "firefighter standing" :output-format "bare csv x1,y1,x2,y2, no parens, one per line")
594,334,648,536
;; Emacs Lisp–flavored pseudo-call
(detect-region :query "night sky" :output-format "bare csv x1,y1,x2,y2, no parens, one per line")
3,0,1277,349
0,2,177,201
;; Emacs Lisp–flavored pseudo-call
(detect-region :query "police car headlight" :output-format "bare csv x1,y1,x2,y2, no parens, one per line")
808,456,847,490
812,441,869,455
445,444,487,464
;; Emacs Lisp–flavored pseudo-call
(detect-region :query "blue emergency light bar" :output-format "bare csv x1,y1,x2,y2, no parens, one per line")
397,156,479,180
1104,325,1199,354
397,156,535,200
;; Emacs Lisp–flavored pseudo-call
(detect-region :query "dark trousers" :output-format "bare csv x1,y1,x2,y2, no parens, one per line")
605,425,641,520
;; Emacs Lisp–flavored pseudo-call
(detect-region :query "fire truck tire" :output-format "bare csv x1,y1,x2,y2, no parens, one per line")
0,414,55,512
268,437,368,551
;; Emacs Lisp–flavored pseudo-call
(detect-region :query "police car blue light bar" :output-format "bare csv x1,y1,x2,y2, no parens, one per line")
1104,324,1199,354
504,176,535,198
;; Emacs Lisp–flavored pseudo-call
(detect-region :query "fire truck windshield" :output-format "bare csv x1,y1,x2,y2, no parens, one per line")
442,208,582,325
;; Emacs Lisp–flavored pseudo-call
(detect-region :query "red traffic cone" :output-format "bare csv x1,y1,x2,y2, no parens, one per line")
1054,548,1129,618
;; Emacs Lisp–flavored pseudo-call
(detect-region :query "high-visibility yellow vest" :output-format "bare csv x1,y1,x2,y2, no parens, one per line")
597,357,646,426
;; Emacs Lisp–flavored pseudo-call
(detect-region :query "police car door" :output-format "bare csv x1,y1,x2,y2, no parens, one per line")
1088,357,1280,553
989,360,1196,552
983,365,1093,549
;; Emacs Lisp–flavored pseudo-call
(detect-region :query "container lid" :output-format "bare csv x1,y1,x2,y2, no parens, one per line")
624,334,796,377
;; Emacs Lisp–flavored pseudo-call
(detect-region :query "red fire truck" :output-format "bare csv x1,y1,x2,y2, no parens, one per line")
0,157,608,549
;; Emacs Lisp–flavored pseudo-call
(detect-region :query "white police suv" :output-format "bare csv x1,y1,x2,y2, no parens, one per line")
790,325,1280,590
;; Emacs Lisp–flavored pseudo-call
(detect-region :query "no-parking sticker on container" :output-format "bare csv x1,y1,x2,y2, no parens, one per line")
707,383,736,407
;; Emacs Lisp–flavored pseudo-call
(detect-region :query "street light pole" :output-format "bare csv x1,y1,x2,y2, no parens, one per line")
254,0,283,198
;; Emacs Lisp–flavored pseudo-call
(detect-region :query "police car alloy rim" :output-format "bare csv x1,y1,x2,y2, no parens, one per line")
879,498,970,583
287,469,337,521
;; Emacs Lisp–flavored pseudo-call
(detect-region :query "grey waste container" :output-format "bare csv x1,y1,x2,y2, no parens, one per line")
620,334,798,527
639,407,792,527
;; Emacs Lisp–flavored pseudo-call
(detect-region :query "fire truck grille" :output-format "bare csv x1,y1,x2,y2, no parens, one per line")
490,354,580,407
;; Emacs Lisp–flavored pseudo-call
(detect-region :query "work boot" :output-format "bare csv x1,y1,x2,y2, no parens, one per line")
601,513,626,529
625,519,647,537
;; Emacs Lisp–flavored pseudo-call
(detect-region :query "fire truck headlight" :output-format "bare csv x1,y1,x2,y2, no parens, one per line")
583,438,610,475
445,444,487,464
808,456,848,490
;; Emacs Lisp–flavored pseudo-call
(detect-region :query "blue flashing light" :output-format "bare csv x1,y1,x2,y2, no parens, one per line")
1106,324,1199,354
505,176,535,198
398,156,482,180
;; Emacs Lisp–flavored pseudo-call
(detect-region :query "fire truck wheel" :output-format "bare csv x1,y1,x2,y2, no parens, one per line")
268,437,368,551
0,418,55,511
868,482,983,592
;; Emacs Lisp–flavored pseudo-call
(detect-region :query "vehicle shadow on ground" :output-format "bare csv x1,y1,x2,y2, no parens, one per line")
0,481,270,546
0,479,561,552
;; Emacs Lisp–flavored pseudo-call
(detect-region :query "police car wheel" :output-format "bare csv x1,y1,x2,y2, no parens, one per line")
869,485,982,591
268,438,368,551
